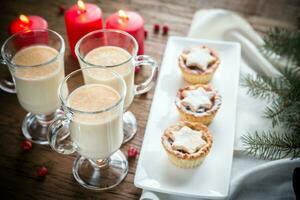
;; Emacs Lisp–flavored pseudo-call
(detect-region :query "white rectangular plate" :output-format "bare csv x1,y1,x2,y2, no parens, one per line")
134,37,241,199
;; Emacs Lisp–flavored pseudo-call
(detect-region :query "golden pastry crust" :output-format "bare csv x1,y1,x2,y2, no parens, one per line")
175,84,221,125
161,121,213,168
178,46,220,84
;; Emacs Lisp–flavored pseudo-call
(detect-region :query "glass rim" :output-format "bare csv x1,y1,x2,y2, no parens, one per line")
1,28,65,69
75,29,139,68
59,67,126,115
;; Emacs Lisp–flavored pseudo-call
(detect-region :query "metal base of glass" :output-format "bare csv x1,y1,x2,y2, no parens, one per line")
22,110,61,145
0,79,15,93
122,111,137,143
72,150,128,190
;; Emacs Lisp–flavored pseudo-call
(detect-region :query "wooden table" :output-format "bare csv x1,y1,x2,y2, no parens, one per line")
0,0,298,199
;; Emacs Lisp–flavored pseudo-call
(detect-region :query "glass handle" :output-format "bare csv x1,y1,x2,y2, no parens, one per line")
0,57,16,93
0,57,6,65
134,55,158,95
47,116,76,155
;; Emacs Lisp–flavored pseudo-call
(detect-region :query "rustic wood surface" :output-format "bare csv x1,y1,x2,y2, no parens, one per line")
0,0,299,199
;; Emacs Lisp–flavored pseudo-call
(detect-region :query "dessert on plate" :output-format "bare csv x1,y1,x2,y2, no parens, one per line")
175,84,221,125
178,45,220,84
161,121,213,168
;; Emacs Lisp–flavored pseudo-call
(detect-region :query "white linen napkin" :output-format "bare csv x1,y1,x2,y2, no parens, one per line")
140,9,297,200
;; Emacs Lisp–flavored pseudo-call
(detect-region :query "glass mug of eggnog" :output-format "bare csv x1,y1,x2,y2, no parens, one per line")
48,67,127,190
75,29,157,143
1,29,65,144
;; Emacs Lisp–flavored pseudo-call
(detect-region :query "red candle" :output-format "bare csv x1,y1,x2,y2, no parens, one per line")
65,0,103,58
9,14,48,34
9,14,48,49
106,10,144,55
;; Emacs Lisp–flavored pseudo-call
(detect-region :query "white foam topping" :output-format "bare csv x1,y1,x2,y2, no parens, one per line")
12,45,60,79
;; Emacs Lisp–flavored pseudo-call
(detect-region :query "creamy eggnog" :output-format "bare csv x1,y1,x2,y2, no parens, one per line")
83,46,134,109
12,45,64,115
68,84,123,159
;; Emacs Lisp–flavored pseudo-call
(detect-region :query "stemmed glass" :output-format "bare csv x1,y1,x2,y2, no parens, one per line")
75,29,157,143
48,67,128,190
1,29,65,144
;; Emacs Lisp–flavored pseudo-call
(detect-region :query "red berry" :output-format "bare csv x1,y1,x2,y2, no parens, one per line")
162,24,169,35
144,30,148,39
58,5,65,14
127,147,139,158
21,140,32,152
135,66,141,74
37,166,48,177
153,24,160,33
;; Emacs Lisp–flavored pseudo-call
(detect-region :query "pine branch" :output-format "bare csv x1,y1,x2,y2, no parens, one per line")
264,27,300,66
242,22,300,160
263,100,285,127
281,67,300,100
279,101,300,133
241,131,300,160
242,74,287,102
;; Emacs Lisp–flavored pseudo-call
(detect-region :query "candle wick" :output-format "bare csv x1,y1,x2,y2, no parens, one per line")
77,10,86,15
118,17,129,24
77,0,86,13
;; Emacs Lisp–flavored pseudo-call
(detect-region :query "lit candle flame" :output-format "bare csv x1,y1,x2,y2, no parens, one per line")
19,14,30,24
77,0,86,12
118,10,129,23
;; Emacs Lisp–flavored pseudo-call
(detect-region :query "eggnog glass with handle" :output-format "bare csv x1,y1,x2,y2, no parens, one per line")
1,29,65,145
75,29,157,143
48,67,127,190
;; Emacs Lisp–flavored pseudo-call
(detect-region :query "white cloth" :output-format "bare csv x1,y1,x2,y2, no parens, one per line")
230,157,299,200
141,157,299,200
140,9,298,200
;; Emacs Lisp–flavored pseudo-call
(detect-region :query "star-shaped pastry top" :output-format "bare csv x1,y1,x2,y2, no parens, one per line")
181,88,214,112
186,47,216,70
171,126,206,154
